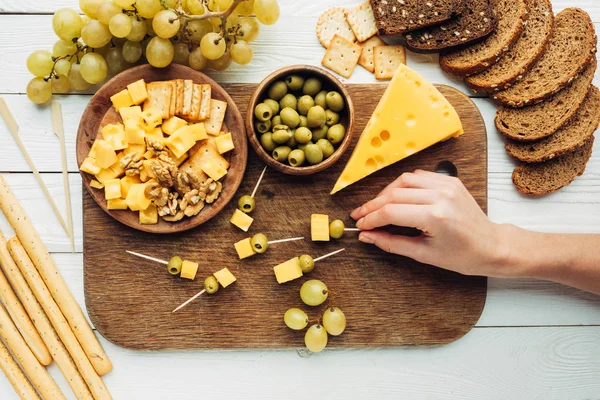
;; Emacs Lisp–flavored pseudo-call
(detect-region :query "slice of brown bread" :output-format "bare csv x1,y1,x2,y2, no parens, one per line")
495,58,597,141
371,0,464,35
493,8,597,107
439,0,529,76
506,86,600,162
512,136,594,195
403,0,496,53
465,0,553,91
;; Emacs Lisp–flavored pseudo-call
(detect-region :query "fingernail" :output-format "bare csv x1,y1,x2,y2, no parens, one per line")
358,233,373,244
356,218,364,229
349,207,359,219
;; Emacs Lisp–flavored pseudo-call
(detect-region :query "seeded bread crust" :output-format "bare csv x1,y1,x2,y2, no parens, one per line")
495,58,597,141
403,0,496,53
512,136,594,195
465,0,554,92
439,0,529,76
371,0,465,35
493,8,597,108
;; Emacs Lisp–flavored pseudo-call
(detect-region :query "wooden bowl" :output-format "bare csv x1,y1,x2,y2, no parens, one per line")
76,64,248,234
245,65,355,176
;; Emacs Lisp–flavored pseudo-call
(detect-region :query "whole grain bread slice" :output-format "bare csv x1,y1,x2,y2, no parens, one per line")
439,0,529,76
466,0,553,92
512,136,594,195
506,86,600,162
495,58,597,141
493,8,597,107
370,0,464,35
404,0,496,53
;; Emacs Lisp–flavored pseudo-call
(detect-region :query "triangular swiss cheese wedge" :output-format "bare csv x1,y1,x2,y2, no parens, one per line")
331,64,463,194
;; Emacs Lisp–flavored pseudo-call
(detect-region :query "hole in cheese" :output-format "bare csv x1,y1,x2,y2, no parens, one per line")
375,155,384,166
405,142,417,156
443,111,450,119
380,130,390,141
371,137,382,148
406,115,416,127
365,158,377,171
415,81,421,87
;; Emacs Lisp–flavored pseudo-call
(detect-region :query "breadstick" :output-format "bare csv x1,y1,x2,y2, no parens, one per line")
0,301,65,399
0,176,112,376
8,238,112,400
0,339,40,400
0,232,93,400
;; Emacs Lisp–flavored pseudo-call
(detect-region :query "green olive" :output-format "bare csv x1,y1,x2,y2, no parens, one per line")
272,146,292,162
311,125,329,141
299,254,315,273
264,98,280,115
285,75,305,91
294,127,313,144
238,195,255,213
254,103,272,122
307,106,326,128
325,110,340,126
326,91,345,112
327,124,346,145
251,233,269,253
315,90,327,108
272,115,282,127
255,119,271,134
285,132,298,148
304,143,324,165
297,95,315,116
268,81,288,101
260,132,277,152
279,93,297,110
272,128,293,144
329,219,345,239
168,256,183,276
204,276,219,294
273,124,290,131
299,115,308,128
316,138,335,159
280,107,300,128
297,143,308,152
288,149,305,167
302,77,322,97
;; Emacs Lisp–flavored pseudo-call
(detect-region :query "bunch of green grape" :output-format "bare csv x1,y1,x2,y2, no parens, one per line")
284,280,347,353
25,0,280,104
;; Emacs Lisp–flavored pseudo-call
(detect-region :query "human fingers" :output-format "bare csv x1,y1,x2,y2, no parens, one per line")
350,188,437,220
358,230,425,261
356,204,430,231
376,172,444,198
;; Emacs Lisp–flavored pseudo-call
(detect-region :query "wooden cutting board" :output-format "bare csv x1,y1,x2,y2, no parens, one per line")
83,83,487,350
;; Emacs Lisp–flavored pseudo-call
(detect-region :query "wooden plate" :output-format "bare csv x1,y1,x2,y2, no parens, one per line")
76,64,248,234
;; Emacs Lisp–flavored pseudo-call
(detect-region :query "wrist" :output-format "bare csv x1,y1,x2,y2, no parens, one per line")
490,223,533,278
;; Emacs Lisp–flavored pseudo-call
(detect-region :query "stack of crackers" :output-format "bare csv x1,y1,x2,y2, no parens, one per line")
317,1,406,80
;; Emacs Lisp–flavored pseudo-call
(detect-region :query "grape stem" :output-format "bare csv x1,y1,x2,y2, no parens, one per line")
176,0,250,44
44,42,88,82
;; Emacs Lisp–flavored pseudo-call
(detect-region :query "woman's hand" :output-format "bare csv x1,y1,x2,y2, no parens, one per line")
351,170,511,278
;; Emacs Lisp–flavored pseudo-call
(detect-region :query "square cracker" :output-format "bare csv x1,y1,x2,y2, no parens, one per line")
321,35,362,79
345,1,378,42
358,36,386,73
205,99,227,135
190,84,203,120
316,7,356,48
181,79,194,117
173,79,184,116
143,81,173,119
373,45,406,80
199,84,212,120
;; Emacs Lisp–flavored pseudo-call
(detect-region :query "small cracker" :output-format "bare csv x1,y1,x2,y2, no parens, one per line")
174,79,184,116
373,45,406,80
181,79,194,117
321,35,362,79
199,84,212,120
358,36,386,73
143,81,173,119
345,1,378,42
190,84,202,120
169,81,177,118
205,99,227,135
316,7,356,48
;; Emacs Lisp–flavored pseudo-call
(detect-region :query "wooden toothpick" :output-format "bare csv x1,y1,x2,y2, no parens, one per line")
250,166,267,198
314,248,346,263
172,289,205,313
267,236,304,245
344,228,361,232
126,250,169,265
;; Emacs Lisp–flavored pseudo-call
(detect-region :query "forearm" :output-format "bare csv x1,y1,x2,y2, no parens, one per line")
498,224,600,294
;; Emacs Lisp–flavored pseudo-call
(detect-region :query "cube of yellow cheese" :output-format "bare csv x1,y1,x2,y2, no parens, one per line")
80,157,101,175
120,175,142,198
180,260,199,280
234,238,257,260
123,144,146,157
127,79,148,105
165,127,197,159
215,132,234,154
141,107,162,131
139,204,158,225
145,127,164,143
88,139,101,159
109,152,126,178
119,106,142,121
95,168,118,184
273,257,303,284
125,183,151,211
200,163,228,182
110,89,134,111
230,209,253,232
189,123,208,141
107,198,128,210
104,179,121,200
95,140,119,169
161,116,187,135
311,214,330,241
140,160,156,182
213,268,236,288
124,119,146,145
101,123,128,151
143,150,155,160
90,179,104,189
167,149,188,167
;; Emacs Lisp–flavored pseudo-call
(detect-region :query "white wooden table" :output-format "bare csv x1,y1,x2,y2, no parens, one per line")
0,1,599,398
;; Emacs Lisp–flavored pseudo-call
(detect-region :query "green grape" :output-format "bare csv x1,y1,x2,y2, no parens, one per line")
162,0,178,7
53,40,77,57
214,0,233,8
300,280,328,306
235,0,254,16
68,64,91,90
26,78,52,104
230,40,253,65
236,17,259,42
207,51,232,70
186,0,205,14
52,8,83,41
113,0,136,9
81,19,112,48
80,53,108,84
51,74,71,93
284,308,308,331
136,0,162,19
152,10,180,39
254,0,280,25
79,0,104,18
96,1,121,25
109,13,132,38
186,20,213,42
26,50,54,78
145,18,156,36
322,307,346,336
200,32,226,60
173,43,191,65
122,40,142,63
146,36,174,68
188,46,207,70
304,324,328,353
54,59,72,75
105,47,129,74
127,18,147,42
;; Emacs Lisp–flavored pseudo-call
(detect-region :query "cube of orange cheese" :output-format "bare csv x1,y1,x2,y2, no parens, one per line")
189,123,208,141
107,198,128,210
120,175,142,198
230,209,253,232
165,127,196,159
162,116,187,135
180,260,199,280
311,214,330,241
127,79,148,105
119,106,142,122
95,140,119,169
273,257,303,284
80,157,101,175
126,183,151,211
215,132,234,154
104,179,121,200
110,89,134,111
234,238,257,259
140,204,158,225
95,168,119,184
213,268,236,288
90,179,104,189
